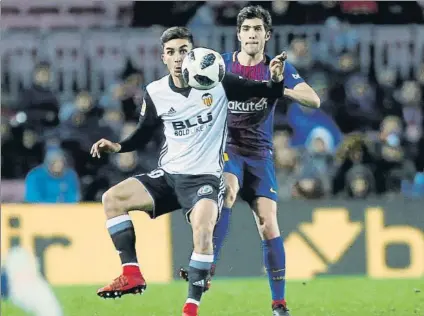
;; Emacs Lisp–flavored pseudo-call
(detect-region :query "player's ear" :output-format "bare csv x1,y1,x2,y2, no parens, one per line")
265,31,271,41
237,31,242,43
161,53,166,65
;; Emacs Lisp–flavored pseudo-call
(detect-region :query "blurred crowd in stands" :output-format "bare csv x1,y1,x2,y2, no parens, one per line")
2,1,424,29
1,1,424,203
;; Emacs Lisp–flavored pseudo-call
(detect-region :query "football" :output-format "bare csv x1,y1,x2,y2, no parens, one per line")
182,47,226,90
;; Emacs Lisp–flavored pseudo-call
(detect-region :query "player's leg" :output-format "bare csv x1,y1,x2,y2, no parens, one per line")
251,198,289,315
98,169,177,299
183,199,218,316
245,158,290,315
97,177,152,298
177,176,224,316
211,172,238,272
181,155,241,282
212,151,243,273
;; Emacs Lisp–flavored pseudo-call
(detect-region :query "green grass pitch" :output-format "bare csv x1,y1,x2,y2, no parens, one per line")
2,277,423,316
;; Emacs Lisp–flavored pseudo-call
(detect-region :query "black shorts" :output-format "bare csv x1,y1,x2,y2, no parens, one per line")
133,168,225,222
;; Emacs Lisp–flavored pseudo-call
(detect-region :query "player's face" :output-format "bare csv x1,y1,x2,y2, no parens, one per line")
162,39,192,78
238,18,270,56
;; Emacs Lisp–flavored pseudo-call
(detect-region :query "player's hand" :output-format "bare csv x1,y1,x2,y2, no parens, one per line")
270,51,287,82
90,138,121,158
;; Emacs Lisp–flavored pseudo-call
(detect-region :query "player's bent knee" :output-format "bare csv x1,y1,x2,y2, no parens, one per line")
257,218,278,238
224,173,239,208
101,178,154,219
101,189,123,218
224,184,238,208
253,200,280,239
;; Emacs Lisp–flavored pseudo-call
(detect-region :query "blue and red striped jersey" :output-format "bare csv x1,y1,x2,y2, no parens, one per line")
222,51,304,157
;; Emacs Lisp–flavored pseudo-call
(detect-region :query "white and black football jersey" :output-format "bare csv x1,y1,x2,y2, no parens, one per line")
119,74,283,177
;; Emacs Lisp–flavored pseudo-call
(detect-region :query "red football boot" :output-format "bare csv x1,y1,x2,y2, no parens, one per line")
182,302,199,316
272,299,291,316
97,266,146,299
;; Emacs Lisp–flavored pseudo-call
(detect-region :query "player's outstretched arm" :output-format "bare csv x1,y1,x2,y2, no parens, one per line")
90,91,160,158
282,59,320,108
221,52,287,102
118,92,160,153
284,82,320,108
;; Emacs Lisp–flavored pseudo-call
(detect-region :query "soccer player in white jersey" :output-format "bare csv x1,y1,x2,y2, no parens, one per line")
90,26,286,316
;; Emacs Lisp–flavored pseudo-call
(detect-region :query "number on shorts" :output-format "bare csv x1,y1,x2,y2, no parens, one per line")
147,169,165,178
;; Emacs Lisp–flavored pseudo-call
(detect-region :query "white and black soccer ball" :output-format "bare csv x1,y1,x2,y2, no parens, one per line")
182,47,226,90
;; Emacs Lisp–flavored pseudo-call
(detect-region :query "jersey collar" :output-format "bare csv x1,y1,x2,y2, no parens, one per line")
233,51,271,66
168,75,191,98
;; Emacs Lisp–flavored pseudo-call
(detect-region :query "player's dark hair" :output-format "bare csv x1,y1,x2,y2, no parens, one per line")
237,5,272,33
160,26,194,47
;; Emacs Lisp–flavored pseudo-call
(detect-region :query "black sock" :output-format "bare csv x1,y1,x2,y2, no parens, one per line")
106,214,137,265
187,252,213,304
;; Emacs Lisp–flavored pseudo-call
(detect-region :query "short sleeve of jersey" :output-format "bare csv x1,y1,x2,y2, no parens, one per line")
118,88,160,152
221,52,233,73
284,62,304,89
140,88,159,121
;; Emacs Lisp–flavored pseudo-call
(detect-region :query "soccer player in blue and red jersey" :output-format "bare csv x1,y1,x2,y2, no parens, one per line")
215,5,320,316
